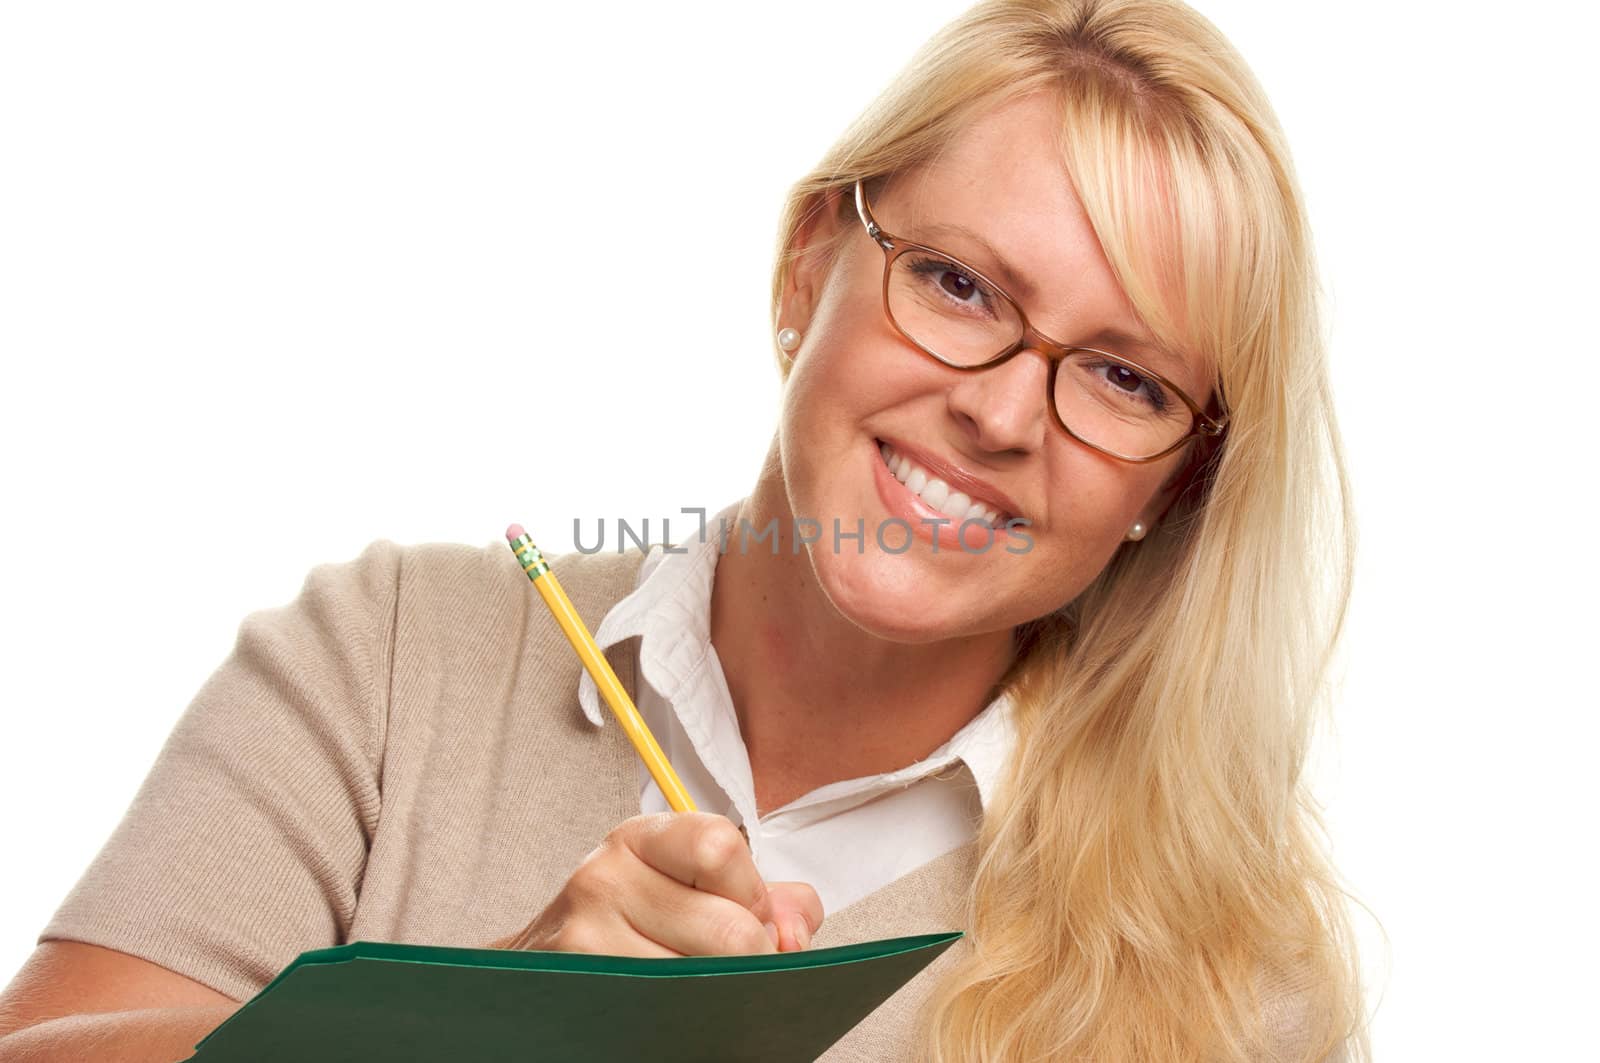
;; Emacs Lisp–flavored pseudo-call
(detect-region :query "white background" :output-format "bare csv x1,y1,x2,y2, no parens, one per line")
1,2,1594,1056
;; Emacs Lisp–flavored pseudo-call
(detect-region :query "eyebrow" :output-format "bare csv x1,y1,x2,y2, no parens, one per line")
912,221,1190,379
1088,328,1186,375
914,221,1040,302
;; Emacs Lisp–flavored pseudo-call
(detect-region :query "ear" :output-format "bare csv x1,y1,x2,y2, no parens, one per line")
1135,438,1212,531
779,189,848,339
1133,479,1178,535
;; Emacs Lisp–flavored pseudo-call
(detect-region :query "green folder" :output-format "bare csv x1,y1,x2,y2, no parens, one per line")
182,932,962,1061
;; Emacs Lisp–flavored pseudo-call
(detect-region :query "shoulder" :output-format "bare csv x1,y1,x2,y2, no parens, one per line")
546,546,652,617
318,539,649,644
309,538,647,594
272,540,647,638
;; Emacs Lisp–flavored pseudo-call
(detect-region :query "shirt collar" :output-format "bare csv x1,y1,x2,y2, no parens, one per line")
577,500,739,727
575,499,1018,812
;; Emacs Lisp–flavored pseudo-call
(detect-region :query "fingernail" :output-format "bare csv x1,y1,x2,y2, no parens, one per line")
790,919,811,950
764,921,780,949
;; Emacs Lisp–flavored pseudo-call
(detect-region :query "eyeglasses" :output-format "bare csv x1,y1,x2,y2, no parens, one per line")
853,179,1228,464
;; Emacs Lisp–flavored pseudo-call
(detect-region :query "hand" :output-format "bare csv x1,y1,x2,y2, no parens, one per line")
497,812,823,958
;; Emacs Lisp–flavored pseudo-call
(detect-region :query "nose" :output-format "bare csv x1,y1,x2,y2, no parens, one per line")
945,347,1050,455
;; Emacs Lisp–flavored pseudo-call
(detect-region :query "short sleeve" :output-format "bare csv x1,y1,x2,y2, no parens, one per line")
38,540,400,1002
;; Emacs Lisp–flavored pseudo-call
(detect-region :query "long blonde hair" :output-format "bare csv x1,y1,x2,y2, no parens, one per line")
769,1,1370,1058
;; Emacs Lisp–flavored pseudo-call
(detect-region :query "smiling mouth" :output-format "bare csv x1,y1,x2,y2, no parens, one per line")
875,440,1015,528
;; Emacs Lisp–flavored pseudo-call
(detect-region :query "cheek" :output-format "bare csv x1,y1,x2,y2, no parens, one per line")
805,281,887,368
782,288,911,432
1037,445,1172,552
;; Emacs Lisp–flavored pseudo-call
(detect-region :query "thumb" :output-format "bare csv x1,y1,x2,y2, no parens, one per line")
757,881,824,951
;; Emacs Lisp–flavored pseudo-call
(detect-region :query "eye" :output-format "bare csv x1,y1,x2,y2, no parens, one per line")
1080,358,1170,414
904,254,1001,318
1107,365,1142,393
938,269,978,302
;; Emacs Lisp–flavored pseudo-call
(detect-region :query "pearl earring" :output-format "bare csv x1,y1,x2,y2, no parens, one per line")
1125,522,1147,542
777,327,802,352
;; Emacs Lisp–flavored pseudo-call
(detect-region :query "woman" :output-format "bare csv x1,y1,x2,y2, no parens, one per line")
0,0,1367,1059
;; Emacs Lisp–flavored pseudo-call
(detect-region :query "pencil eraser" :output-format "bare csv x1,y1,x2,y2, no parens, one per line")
505,523,527,542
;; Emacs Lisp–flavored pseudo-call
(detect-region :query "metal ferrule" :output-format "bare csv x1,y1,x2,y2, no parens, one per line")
509,537,550,581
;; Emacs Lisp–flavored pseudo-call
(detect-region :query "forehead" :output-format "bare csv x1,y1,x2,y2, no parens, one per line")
876,93,1206,390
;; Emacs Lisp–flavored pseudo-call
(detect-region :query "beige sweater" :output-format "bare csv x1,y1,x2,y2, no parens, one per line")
40,539,1326,1061
40,541,980,1060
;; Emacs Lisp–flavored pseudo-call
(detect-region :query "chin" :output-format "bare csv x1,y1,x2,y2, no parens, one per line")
807,545,972,644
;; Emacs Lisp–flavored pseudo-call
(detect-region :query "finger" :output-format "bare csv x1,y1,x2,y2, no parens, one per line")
564,918,682,959
614,870,779,957
626,813,769,912
526,891,681,959
761,881,825,951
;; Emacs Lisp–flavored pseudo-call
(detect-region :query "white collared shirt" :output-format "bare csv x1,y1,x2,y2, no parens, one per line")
577,500,1016,916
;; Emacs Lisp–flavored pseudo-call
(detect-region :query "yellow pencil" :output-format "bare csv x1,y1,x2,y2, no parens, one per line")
505,524,697,813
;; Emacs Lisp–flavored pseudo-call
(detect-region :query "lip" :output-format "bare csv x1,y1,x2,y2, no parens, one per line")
875,436,1026,522
869,438,1026,554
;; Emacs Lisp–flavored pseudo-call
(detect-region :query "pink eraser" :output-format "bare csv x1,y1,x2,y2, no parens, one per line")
505,523,527,542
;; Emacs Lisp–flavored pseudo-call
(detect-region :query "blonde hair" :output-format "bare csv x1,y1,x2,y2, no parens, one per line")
769,1,1371,1059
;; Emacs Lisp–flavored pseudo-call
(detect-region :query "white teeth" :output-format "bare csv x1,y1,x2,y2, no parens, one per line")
878,442,1013,527
938,490,971,520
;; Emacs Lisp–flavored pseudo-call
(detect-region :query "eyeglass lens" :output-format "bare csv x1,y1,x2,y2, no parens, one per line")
888,249,1193,460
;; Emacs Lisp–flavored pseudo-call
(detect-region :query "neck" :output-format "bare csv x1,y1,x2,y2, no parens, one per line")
709,454,1016,815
